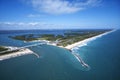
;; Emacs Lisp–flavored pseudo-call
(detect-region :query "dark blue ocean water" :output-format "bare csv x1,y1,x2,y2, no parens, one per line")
0,29,120,80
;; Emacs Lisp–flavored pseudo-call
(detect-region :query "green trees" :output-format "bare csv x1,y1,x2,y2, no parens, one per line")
0,46,8,51
9,30,109,47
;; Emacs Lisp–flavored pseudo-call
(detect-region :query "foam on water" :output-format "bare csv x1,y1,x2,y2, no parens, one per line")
73,30,116,50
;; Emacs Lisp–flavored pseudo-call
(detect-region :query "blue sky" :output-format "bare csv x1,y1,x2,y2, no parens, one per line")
0,0,120,30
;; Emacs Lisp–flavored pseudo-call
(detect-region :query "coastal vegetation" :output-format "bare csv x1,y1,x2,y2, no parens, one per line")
0,46,8,52
0,46,20,56
0,48,20,56
0,50,20,56
9,30,112,47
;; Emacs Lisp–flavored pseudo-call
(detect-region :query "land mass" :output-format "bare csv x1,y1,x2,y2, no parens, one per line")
9,29,112,48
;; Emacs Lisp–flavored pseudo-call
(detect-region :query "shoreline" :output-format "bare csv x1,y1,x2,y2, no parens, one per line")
0,48,34,61
28,29,116,50
65,29,116,50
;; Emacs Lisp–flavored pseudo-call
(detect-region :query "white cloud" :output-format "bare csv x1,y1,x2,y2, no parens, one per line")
27,14,46,18
0,22,70,30
0,22,43,26
27,14,38,17
24,0,101,14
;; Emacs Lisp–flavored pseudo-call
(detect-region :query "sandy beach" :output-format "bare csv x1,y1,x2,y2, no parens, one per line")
29,30,115,50
0,48,34,61
65,30,115,50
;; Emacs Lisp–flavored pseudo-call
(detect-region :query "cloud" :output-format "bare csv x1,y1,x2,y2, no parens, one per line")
27,14,46,18
0,22,43,27
23,0,101,14
0,22,70,30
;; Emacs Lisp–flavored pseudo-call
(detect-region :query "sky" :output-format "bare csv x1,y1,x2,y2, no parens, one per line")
0,0,120,30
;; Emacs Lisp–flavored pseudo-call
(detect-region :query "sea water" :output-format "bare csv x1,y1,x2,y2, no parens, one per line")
0,29,120,80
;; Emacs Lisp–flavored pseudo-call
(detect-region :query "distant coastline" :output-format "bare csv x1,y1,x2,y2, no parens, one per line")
10,29,113,48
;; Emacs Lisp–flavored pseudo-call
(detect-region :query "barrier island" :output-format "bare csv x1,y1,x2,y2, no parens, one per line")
9,29,112,49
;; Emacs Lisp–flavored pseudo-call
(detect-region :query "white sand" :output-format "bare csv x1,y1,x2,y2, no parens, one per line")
0,48,34,61
65,30,115,50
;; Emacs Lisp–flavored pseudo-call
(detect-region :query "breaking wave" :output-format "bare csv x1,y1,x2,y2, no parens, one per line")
70,30,115,71
72,30,116,51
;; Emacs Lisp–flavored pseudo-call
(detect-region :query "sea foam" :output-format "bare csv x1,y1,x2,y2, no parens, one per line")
71,30,116,71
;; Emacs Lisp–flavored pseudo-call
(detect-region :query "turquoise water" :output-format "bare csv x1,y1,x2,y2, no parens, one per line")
0,30,120,80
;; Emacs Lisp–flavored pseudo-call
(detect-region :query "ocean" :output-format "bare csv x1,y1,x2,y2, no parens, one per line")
0,29,120,80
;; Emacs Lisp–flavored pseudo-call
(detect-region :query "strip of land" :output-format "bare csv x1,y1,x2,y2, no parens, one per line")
65,30,115,50
32,29,115,50
0,48,34,61
10,29,113,49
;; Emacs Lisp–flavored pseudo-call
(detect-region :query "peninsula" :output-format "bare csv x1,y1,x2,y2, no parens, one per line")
10,29,113,50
